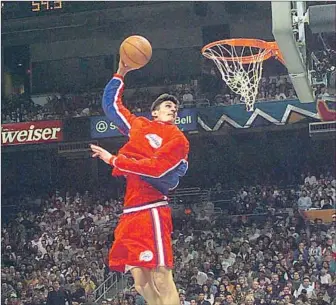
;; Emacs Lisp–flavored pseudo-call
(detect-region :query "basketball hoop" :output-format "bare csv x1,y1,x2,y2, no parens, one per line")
202,38,284,111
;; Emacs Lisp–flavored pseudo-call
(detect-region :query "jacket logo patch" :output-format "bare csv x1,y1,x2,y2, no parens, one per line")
145,134,162,149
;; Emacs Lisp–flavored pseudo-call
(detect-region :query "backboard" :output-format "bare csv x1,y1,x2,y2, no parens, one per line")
271,1,336,103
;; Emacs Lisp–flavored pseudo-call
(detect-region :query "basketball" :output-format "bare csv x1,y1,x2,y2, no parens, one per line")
120,35,152,69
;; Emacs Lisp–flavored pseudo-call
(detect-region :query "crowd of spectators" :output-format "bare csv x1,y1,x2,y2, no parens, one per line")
167,171,335,305
1,190,124,305
3,65,333,125
0,72,300,124
209,171,336,217
2,171,335,305
1,91,103,124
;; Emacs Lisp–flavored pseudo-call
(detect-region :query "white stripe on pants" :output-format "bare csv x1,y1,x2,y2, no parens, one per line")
151,208,165,266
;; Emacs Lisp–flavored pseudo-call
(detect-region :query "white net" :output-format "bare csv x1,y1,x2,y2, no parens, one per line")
202,42,273,112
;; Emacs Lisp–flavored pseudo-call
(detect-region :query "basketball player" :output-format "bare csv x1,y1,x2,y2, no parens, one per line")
90,59,189,305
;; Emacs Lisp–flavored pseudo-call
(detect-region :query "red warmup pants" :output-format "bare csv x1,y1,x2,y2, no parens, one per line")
108,202,174,272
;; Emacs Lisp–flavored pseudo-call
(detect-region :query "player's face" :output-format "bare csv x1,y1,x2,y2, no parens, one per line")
152,101,178,123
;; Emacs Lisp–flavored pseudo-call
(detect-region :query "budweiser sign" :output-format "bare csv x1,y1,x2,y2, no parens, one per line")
1,120,63,146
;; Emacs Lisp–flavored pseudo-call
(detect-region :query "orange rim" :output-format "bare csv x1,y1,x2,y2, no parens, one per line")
201,38,284,64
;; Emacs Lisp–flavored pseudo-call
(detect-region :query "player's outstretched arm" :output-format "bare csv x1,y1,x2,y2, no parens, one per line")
101,59,136,136
90,144,116,165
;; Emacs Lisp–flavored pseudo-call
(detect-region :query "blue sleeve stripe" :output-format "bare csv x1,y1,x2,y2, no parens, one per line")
102,77,131,135
112,77,131,130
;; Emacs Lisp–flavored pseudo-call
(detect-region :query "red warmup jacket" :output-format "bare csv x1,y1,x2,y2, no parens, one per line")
102,74,190,207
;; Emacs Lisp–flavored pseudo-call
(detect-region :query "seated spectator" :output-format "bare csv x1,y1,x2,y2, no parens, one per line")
186,276,201,299
294,277,316,299
182,89,194,103
200,284,214,304
214,94,226,106
275,88,287,100
179,291,190,305
181,248,194,265
190,299,197,305
81,273,96,295
244,294,256,305
305,172,317,186
82,293,99,305
320,193,334,209
319,268,333,286
197,292,211,305
46,280,71,305
284,294,295,305
192,267,208,286
316,291,329,305
71,278,86,304
297,191,312,210
287,88,298,99
129,287,145,305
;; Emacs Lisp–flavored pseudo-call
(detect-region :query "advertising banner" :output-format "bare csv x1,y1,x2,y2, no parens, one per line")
90,109,197,139
196,99,319,130
1,120,63,146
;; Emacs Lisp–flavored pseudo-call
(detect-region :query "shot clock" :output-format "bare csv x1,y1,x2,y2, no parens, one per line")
31,1,62,12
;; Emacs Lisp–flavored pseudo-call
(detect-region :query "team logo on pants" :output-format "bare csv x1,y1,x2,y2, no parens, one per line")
139,250,154,262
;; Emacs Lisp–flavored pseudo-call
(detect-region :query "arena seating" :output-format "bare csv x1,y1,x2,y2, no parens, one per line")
1,172,335,305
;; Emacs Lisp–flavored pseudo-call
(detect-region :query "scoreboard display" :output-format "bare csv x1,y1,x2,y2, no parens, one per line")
2,1,159,20
2,1,64,19
31,1,63,12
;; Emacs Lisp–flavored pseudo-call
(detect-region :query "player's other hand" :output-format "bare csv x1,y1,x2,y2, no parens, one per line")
117,58,135,77
90,144,116,165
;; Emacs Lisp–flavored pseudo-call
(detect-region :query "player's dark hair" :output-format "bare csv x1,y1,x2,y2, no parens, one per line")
151,93,180,111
